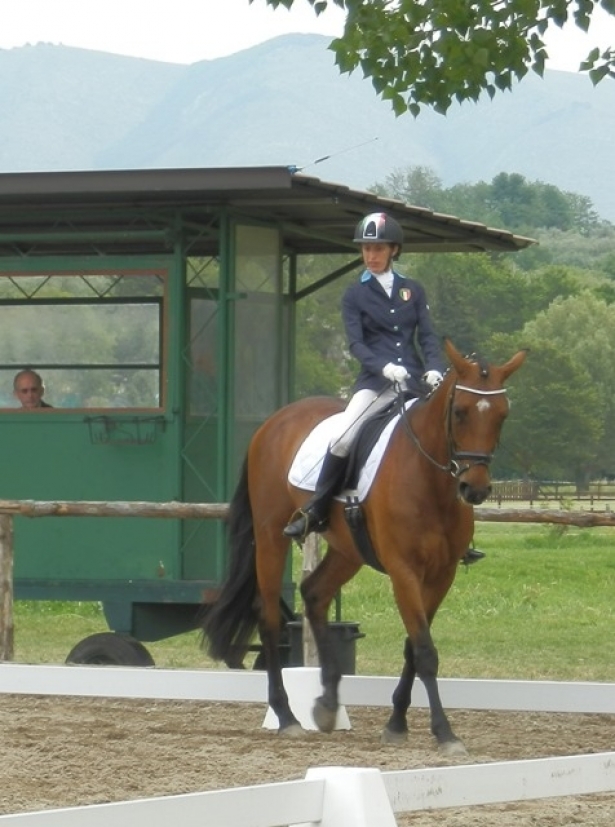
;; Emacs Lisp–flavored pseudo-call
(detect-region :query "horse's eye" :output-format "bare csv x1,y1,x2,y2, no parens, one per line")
453,407,467,424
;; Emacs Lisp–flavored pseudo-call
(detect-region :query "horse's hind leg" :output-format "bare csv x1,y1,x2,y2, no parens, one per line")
300,545,361,733
254,529,303,736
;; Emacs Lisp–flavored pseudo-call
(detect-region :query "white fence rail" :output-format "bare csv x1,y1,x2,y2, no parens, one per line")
2,664,615,713
2,752,613,827
0,778,326,827
1,665,615,826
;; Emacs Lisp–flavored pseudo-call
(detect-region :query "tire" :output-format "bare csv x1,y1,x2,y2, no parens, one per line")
65,632,155,667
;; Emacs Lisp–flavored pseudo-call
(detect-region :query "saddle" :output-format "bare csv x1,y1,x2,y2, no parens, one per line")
287,395,420,572
342,400,406,574
288,394,418,501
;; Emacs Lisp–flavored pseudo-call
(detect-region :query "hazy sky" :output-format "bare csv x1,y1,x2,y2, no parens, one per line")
0,0,345,63
0,0,613,72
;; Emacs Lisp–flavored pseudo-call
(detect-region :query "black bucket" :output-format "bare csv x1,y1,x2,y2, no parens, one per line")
286,619,365,675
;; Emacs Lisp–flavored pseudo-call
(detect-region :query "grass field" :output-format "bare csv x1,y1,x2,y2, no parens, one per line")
9,523,615,682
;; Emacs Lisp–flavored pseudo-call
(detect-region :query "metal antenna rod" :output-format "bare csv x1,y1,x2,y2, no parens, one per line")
289,136,379,174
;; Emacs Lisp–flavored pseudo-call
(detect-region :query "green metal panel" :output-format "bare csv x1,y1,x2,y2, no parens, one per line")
2,414,181,582
0,210,297,644
0,253,187,601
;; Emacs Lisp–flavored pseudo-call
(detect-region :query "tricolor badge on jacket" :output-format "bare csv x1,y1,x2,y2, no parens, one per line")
399,288,411,301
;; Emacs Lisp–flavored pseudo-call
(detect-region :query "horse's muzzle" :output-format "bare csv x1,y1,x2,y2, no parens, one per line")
453,451,493,505
458,480,492,505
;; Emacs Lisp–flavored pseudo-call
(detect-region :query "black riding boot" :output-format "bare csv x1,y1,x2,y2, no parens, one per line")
461,547,486,566
283,450,349,539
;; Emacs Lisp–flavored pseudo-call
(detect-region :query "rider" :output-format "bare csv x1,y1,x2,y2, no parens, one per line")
283,211,485,565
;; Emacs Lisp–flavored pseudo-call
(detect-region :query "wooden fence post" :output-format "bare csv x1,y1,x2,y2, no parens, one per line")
0,514,14,662
301,534,320,667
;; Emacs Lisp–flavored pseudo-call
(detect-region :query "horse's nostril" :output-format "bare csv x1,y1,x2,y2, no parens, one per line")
459,482,491,505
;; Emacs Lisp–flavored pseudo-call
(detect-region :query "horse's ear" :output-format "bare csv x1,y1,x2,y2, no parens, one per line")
444,338,528,382
499,348,529,381
443,338,468,375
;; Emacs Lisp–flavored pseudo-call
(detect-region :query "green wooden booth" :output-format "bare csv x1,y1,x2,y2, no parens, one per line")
0,167,532,665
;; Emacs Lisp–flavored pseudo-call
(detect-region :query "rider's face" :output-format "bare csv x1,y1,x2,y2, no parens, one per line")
361,243,398,275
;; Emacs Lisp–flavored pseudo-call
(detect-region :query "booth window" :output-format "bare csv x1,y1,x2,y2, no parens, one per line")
0,272,164,409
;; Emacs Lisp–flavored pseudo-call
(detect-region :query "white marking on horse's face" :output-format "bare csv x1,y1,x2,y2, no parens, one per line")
476,399,491,413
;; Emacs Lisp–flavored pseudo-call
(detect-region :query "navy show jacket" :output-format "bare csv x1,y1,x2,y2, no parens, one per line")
341,269,445,393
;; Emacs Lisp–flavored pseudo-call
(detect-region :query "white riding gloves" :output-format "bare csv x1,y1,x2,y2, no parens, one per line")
423,370,443,389
382,362,409,384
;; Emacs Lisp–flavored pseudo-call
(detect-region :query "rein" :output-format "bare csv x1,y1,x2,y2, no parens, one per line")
400,382,508,478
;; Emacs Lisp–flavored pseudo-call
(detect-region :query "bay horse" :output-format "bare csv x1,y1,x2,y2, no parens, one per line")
201,339,526,755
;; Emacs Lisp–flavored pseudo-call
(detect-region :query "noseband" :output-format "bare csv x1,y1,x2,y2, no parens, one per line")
403,383,509,478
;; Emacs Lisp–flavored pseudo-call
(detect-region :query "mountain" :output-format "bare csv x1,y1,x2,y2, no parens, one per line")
0,35,613,222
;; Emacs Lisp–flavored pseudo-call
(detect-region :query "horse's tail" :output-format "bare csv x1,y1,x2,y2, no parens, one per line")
200,457,259,665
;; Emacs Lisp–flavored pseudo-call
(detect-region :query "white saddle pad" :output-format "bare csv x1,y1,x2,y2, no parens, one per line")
287,399,417,503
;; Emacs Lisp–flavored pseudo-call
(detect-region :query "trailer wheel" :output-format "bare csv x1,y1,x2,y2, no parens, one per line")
65,632,155,667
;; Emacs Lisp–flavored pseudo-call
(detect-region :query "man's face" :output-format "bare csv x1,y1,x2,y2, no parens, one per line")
14,374,44,409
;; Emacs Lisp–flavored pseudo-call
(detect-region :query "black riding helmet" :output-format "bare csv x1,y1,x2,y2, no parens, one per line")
353,212,404,252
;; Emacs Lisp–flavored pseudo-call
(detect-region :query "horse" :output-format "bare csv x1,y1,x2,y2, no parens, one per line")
201,338,526,755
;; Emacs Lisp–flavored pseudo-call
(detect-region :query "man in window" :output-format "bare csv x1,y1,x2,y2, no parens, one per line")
13,369,52,409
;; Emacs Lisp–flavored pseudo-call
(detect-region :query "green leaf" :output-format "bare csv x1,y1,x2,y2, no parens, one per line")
433,99,451,115
473,47,490,68
533,53,545,77
537,18,549,35
283,0,614,115
589,64,611,84
371,73,388,94
392,94,408,116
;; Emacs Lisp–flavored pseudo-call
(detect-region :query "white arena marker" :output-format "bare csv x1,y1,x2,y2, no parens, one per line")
291,766,396,827
262,667,351,731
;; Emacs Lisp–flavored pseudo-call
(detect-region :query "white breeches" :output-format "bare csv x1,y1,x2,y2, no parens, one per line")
329,387,399,457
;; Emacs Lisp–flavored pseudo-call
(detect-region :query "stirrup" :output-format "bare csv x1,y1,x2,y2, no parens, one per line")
461,547,486,566
283,508,328,540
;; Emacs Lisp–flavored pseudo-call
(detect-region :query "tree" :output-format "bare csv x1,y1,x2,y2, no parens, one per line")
294,255,356,397
370,166,604,235
499,292,615,485
488,336,604,484
371,165,445,209
412,253,532,353
256,0,615,114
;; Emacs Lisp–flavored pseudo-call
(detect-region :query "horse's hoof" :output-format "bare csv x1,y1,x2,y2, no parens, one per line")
278,723,304,738
381,727,408,745
439,738,468,758
312,698,337,733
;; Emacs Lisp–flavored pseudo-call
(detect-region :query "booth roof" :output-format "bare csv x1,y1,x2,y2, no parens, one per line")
0,166,534,255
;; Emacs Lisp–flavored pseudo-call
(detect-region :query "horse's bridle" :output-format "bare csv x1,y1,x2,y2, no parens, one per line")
402,382,509,478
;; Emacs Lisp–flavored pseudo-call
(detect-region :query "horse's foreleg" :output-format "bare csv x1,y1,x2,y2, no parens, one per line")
388,568,467,756
413,624,467,756
382,637,415,744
